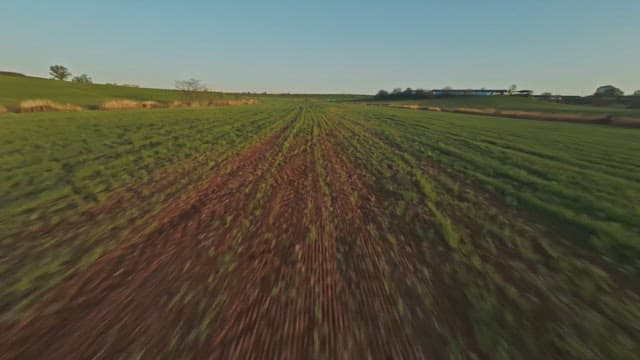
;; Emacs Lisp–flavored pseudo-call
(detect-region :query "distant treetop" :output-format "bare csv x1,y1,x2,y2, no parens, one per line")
49,65,71,81
595,85,623,97
72,74,93,84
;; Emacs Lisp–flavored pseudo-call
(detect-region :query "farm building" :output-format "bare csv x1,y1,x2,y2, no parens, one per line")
431,89,508,97
515,90,533,97
430,89,533,97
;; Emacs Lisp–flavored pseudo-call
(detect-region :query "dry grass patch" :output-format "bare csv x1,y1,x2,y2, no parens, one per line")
167,101,186,108
390,104,421,110
141,101,162,109
19,99,83,113
500,110,606,123
453,107,498,115
175,99,258,108
612,116,640,127
100,99,142,110
211,99,258,106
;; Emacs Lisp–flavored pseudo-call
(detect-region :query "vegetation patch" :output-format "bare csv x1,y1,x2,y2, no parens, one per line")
19,99,83,113
100,99,144,110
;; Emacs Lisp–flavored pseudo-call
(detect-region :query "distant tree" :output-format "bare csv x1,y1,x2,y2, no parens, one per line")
49,65,71,81
414,89,427,98
392,88,403,95
595,85,623,97
508,84,517,95
175,78,208,102
402,88,414,97
375,89,389,99
72,74,93,84
541,92,553,97
633,90,640,96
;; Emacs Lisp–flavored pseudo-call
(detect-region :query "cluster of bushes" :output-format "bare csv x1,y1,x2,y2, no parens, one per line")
374,88,431,100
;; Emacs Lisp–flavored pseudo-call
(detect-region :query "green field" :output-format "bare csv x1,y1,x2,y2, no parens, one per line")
1,104,297,314
371,95,640,117
0,74,365,110
2,98,639,358
0,74,232,108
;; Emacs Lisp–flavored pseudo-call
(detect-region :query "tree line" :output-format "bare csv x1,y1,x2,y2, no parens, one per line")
48,65,210,101
374,88,432,100
49,65,93,84
374,85,639,100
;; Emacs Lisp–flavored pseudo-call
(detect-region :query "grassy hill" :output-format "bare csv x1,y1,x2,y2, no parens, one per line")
0,74,229,109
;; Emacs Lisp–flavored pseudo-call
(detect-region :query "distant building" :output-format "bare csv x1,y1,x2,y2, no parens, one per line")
515,90,533,97
429,88,534,97
431,89,508,97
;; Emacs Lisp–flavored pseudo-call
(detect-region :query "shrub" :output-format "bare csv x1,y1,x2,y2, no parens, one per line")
19,99,82,112
0,105,9,115
71,74,93,84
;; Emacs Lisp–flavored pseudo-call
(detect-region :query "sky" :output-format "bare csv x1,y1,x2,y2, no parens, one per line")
1,0,639,95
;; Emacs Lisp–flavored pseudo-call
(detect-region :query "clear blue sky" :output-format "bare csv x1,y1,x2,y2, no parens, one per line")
2,0,638,95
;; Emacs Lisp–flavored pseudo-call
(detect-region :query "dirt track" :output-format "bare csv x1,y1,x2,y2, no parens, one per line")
1,107,461,359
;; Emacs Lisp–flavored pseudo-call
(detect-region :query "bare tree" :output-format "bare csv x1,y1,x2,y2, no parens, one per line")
175,78,208,103
49,65,71,81
508,84,517,95
375,89,389,99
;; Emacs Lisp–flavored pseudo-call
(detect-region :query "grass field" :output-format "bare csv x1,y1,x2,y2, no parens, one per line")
0,74,362,111
0,74,233,109
1,100,639,358
371,95,640,118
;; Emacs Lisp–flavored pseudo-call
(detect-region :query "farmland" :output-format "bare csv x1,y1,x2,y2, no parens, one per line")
1,100,639,358
0,74,238,110
371,95,640,118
